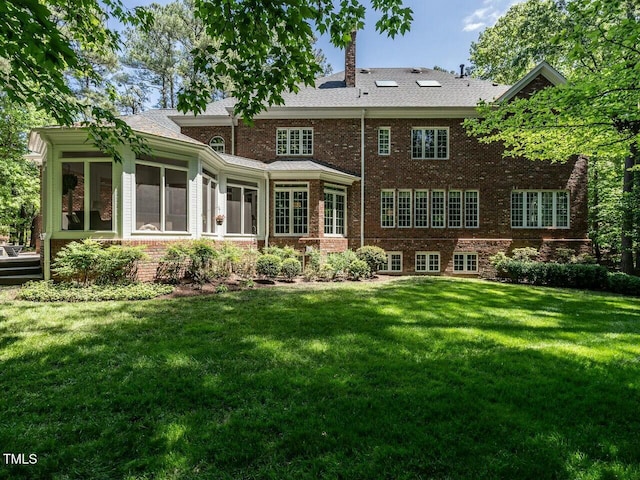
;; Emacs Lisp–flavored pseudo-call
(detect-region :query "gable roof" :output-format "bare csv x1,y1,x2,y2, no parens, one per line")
496,61,566,103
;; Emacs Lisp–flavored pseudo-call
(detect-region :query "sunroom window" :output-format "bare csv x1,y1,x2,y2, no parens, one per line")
227,181,258,235
135,160,188,232
61,160,113,231
202,171,217,234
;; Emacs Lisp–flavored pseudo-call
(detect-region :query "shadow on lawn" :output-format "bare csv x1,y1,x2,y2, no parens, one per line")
1,278,640,479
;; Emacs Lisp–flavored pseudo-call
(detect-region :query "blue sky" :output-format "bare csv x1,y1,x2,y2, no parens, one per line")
119,0,524,73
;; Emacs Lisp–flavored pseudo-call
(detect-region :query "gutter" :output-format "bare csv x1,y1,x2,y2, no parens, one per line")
360,109,366,248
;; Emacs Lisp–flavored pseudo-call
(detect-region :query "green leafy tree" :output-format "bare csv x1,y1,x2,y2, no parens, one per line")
0,94,50,245
466,0,640,273
470,0,570,84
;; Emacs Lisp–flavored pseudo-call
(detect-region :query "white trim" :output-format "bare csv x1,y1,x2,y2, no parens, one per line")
416,251,440,273
380,189,395,228
209,136,225,153
497,61,566,103
453,252,478,273
381,251,403,272
323,185,347,237
378,127,391,156
276,127,314,156
273,182,309,237
411,127,450,160
511,190,570,229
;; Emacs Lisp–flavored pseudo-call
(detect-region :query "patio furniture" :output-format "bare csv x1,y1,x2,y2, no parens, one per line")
2,245,23,257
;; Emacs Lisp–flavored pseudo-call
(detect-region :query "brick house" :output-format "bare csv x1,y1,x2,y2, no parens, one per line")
30,40,589,280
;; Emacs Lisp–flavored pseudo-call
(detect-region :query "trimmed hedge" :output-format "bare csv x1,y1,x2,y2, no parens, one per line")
494,259,640,296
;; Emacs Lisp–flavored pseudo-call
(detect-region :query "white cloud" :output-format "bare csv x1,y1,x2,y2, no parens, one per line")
462,0,525,33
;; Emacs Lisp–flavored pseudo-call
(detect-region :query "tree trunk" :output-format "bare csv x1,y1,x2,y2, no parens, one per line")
590,157,602,262
621,143,638,273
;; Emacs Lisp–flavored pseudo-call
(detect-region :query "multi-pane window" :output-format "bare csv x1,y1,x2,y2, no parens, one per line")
378,127,390,155
381,190,395,227
448,190,462,228
276,128,313,156
416,252,440,273
324,185,346,235
453,253,478,273
274,184,308,235
411,128,448,159
431,190,445,228
397,190,412,228
61,160,113,231
382,252,403,272
227,182,258,235
511,191,570,228
202,171,217,233
464,191,479,228
136,161,188,232
414,190,428,227
209,136,225,153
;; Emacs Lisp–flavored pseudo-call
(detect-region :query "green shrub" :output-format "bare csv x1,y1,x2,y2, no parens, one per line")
156,242,191,283
281,258,302,281
215,284,229,294
186,239,218,285
306,247,322,271
326,250,358,279
19,281,173,302
347,259,370,280
53,240,146,285
553,248,575,264
495,259,609,290
234,247,259,279
511,247,539,262
356,245,387,276
262,245,299,260
317,263,336,282
302,265,318,281
608,273,640,296
256,254,282,278
52,239,104,285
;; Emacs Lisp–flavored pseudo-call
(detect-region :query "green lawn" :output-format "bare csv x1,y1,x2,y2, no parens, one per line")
1,277,640,479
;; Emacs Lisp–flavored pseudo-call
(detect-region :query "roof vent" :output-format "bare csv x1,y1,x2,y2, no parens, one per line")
360,68,371,74
411,67,422,74
375,80,398,87
417,80,442,87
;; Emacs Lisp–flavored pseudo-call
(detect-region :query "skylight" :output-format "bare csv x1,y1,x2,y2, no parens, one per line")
375,80,398,87
417,80,442,87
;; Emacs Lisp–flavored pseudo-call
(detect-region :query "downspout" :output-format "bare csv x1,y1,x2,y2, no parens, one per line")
360,109,366,247
226,107,236,155
264,173,270,248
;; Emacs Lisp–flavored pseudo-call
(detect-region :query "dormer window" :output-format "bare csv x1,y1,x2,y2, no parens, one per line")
209,136,225,153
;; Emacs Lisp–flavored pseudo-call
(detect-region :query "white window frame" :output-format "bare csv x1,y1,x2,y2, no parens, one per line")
447,190,462,228
511,190,570,229
414,190,429,228
59,159,115,232
378,127,391,155
134,160,189,233
324,184,347,237
274,183,309,236
202,171,218,234
209,136,225,153
381,251,403,272
411,127,449,160
464,190,480,228
276,127,313,156
381,189,395,228
397,189,412,228
453,252,478,273
415,252,440,273
227,181,259,236
431,190,446,228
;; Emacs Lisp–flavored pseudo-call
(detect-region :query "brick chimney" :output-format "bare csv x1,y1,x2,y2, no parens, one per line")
344,31,356,87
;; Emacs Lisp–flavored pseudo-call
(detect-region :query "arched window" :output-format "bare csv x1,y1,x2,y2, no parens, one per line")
209,136,225,153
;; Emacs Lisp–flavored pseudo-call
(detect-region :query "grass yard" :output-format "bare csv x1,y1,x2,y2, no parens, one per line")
1,277,640,479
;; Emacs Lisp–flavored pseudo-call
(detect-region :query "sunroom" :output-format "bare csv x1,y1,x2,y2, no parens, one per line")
30,126,358,279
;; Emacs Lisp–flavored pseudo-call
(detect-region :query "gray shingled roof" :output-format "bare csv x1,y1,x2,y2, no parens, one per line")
123,113,202,144
270,68,510,109
217,154,359,178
